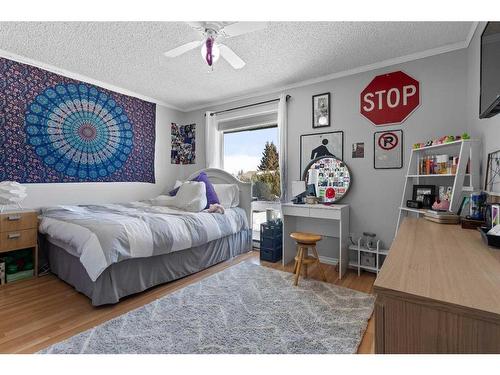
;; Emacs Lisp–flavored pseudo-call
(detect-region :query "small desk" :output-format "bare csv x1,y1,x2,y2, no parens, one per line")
281,203,349,279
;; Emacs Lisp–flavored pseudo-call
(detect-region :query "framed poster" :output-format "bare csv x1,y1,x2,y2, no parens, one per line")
484,149,500,193
300,131,343,176
312,92,330,128
171,123,196,164
374,130,403,169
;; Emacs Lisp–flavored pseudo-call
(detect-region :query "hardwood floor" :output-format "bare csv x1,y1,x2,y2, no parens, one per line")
0,251,376,354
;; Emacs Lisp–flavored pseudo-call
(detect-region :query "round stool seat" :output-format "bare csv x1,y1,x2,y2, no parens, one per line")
290,232,322,244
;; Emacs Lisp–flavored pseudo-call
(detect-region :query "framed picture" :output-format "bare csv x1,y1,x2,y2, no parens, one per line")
484,149,500,193
352,142,365,158
373,129,403,169
300,131,343,176
312,92,330,128
413,185,436,207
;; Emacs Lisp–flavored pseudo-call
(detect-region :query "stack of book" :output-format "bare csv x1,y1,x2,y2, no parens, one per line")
424,210,460,224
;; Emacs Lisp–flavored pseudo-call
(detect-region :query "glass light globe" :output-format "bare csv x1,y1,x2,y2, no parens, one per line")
200,42,220,64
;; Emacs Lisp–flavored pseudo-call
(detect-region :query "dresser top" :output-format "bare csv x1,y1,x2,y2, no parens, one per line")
375,217,500,318
0,209,38,215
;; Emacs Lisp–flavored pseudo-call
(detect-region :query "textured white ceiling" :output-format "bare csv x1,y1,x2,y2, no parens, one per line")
0,22,473,111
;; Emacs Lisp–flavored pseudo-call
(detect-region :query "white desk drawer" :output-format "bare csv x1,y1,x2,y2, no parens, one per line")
282,205,310,217
309,207,341,220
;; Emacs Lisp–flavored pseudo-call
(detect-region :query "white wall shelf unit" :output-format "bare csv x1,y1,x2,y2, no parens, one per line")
395,139,480,236
348,238,388,275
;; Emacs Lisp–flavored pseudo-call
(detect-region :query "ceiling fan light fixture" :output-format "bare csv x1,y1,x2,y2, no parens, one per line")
200,37,220,66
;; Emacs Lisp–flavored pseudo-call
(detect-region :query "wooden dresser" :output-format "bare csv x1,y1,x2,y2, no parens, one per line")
0,210,39,281
374,217,500,353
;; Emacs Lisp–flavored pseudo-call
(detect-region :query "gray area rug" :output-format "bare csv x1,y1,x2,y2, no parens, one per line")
40,262,375,354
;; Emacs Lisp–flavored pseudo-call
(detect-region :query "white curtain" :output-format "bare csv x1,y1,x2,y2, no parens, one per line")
205,111,223,169
277,94,288,202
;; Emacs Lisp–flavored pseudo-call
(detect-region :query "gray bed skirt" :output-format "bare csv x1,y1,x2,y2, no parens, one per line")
46,229,252,306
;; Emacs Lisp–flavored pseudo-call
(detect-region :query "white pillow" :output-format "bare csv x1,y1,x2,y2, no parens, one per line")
214,184,239,208
154,181,207,212
175,181,207,212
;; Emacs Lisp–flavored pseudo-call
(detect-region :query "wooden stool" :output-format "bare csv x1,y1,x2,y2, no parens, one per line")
290,232,327,286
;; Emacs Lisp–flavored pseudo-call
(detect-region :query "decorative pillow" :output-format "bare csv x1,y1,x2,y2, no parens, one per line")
214,184,239,208
169,172,219,209
168,180,184,196
154,181,207,212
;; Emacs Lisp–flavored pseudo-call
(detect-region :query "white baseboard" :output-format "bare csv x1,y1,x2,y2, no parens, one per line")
318,256,338,266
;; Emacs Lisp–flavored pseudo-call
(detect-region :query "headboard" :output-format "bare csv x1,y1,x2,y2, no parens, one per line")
186,168,252,224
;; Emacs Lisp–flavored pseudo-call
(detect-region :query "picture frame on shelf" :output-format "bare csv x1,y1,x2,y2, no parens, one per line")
300,131,343,176
312,92,330,128
412,184,436,205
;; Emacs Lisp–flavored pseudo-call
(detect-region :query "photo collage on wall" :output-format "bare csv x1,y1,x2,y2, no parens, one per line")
305,157,351,203
171,123,196,165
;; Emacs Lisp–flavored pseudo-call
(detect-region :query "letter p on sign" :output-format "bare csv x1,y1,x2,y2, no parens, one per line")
360,71,420,126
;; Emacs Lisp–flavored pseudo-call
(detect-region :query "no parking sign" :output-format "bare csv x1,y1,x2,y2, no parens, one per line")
374,130,403,169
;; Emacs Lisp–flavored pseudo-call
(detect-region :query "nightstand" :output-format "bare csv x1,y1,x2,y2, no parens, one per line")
0,210,38,283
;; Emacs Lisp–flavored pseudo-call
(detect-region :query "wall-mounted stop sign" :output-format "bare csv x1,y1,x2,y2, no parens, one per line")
360,71,420,126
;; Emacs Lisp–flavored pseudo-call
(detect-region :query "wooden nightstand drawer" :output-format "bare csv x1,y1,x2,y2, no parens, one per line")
0,229,37,253
0,211,38,232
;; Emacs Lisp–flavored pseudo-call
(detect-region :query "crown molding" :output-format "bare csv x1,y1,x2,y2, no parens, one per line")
184,33,475,112
465,21,479,48
0,48,183,111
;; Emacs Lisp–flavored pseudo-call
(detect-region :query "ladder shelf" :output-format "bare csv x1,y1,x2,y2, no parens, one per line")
395,139,480,237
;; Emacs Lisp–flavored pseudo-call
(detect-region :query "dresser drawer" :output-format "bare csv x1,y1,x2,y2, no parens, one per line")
282,206,310,217
309,207,341,220
0,212,38,232
0,229,37,252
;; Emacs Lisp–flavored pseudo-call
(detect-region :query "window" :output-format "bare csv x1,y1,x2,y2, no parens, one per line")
223,125,280,201
223,125,281,244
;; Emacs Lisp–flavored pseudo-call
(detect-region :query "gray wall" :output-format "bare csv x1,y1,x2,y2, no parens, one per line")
467,22,500,182
184,49,469,251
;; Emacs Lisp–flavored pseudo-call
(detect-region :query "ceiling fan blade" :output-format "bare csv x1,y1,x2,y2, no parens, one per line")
186,21,207,36
164,40,203,58
222,22,267,37
219,44,246,69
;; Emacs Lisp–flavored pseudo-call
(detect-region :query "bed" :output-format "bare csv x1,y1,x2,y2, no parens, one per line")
39,168,252,306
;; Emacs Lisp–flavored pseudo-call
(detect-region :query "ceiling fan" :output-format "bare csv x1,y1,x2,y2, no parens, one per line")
163,22,267,70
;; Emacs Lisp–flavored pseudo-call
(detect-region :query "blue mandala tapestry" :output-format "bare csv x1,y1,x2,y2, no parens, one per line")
0,57,156,183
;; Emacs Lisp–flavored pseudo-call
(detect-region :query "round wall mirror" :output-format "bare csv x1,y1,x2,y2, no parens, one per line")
302,156,351,203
